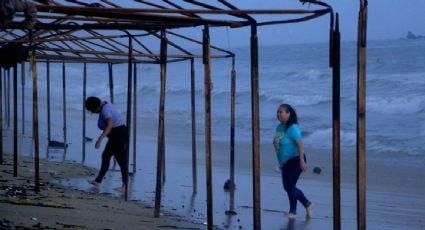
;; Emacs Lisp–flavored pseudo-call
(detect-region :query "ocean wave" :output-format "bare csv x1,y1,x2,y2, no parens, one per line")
260,93,330,106
367,95,425,115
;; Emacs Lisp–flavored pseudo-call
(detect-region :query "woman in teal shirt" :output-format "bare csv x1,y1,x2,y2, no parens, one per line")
273,104,314,219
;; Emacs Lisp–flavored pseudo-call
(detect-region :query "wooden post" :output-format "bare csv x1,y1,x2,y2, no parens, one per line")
190,58,197,194
332,13,342,230
357,1,368,230
250,23,261,230
154,30,167,217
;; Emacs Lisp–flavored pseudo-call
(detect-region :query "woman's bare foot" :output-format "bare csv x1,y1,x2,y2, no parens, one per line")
88,179,100,188
287,213,296,219
306,203,315,217
114,186,126,193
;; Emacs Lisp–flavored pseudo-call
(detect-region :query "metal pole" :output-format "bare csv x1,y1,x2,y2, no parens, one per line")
108,63,117,169
0,69,2,164
125,34,133,201
13,64,18,177
21,63,25,135
30,33,40,192
154,30,167,218
82,62,87,163
250,23,261,230
332,13,341,230
132,62,137,174
46,61,51,143
203,25,213,230
227,56,236,214
108,63,114,103
190,58,197,194
6,70,10,128
62,61,67,158
357,1,368,230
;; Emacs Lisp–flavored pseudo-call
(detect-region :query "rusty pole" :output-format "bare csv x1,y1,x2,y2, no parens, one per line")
0,69,2,164
30,33,40,192
332,13,341,230
82,62,87,163
190,58,197,194
250,23,261,230
62,61,67,158
125,34,134,201
132,62,137,174
227,56,236,215
203,25,213,230
154,30,167,217
13,64,18,177
21,63,25,134
46,61,51,144
108,63,117,169
357,1,368,230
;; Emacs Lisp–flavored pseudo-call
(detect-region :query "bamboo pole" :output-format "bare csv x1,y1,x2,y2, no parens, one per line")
190,58,197,194
357,1,368,230
332,13,341,230
203,25,213,230
82,62,87,163
154,30,167,218
13,64,18,177
250,23,261,230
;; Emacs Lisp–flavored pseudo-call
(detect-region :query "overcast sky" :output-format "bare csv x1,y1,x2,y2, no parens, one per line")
198,0,425,46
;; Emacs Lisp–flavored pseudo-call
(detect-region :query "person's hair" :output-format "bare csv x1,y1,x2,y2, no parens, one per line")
279,103,298,131
85,96,101,112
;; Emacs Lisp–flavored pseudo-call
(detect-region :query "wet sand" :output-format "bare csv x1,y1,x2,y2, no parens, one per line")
0,154,206,229
1,117,425,229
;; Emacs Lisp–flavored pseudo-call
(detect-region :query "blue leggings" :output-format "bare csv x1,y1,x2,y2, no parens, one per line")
281,155,311,214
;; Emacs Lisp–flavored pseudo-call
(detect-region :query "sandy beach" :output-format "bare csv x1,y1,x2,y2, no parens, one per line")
1,116,425,229
0,154,205,229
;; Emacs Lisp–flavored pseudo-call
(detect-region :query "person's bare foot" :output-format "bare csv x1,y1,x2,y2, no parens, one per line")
306,203,315,217
287,213,296,219
114,186,126,193
88,179,100,188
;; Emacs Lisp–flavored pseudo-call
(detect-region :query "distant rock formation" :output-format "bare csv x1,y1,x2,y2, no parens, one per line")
407,31,424,39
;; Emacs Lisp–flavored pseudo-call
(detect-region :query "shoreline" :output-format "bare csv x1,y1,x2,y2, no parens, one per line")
0,154,205,230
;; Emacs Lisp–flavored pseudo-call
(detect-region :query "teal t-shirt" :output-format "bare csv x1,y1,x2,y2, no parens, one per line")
274,123,302,166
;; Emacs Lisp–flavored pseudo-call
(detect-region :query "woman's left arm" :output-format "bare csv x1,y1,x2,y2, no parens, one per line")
95,118,113,149
296,140,308,172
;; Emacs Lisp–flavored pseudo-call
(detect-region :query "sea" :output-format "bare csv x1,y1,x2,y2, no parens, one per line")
12,38,423,157
3,37,424,229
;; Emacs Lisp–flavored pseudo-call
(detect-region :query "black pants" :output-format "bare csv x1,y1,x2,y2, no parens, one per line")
95,125,128,185
281,155,311,214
